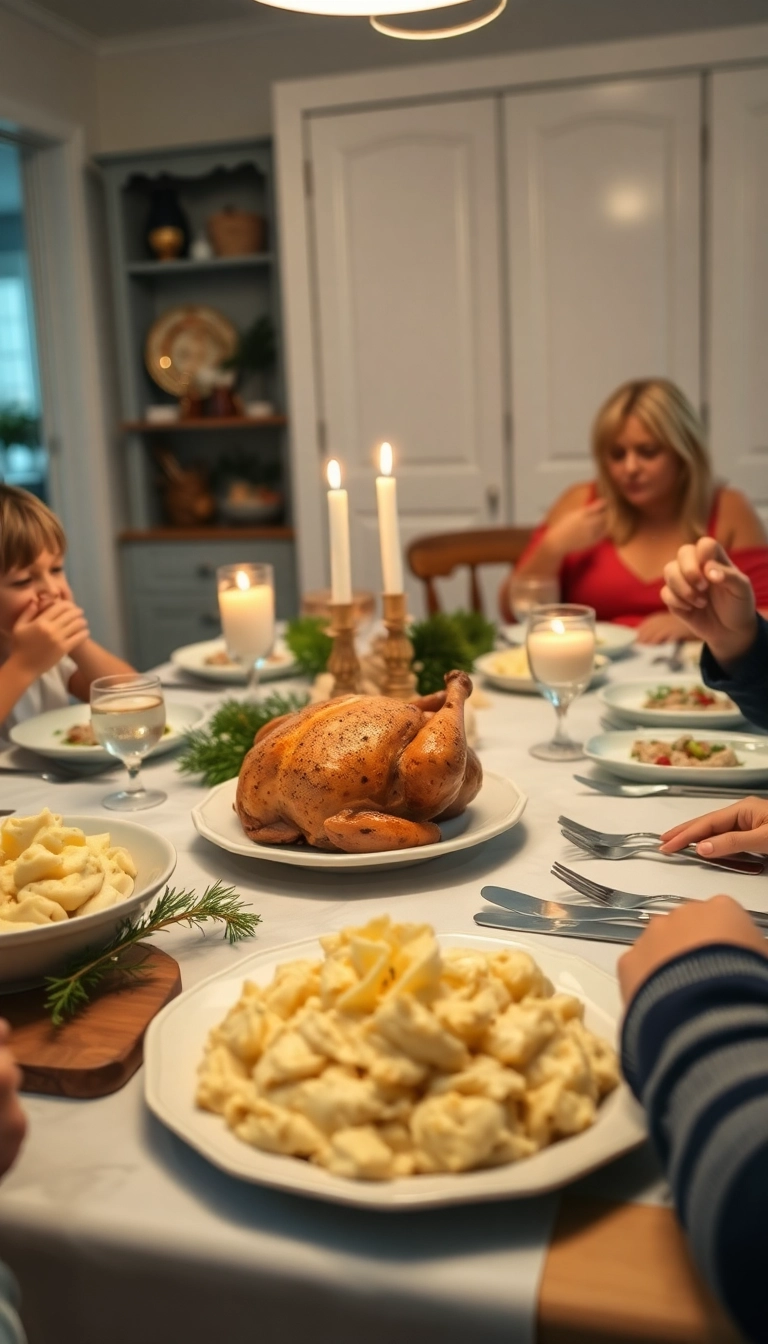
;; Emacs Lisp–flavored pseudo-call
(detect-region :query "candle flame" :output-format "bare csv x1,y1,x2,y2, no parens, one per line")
379,442,393,477
327,459,341,491
235,570,250,591
551,619,566,635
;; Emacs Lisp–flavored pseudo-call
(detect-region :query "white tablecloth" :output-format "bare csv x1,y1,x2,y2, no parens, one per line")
0,645,762,1344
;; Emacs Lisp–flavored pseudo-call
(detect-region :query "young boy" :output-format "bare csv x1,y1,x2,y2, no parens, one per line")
0,484,134,739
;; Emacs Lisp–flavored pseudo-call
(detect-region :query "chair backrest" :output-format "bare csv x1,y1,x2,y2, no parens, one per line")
407,526,534,615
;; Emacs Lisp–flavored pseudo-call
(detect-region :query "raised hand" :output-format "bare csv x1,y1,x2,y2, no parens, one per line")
547,498,608,557
633,611,692,645
661,538,758,664
10,597,90,678
660,796,768,860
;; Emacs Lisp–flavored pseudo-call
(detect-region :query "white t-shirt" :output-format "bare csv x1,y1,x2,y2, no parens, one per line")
0,655,77,743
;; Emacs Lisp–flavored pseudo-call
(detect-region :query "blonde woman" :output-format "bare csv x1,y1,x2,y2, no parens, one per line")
503,378,768,642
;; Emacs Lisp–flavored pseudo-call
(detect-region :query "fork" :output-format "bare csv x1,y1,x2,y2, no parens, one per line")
651,638,686,672
559,816,765,874
550,861,768,927
559,815,663,845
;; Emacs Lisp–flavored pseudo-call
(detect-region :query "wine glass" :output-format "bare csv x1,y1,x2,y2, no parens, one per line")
90,673,167,810
508,575,560,627
526,604,596,761
217,563,275,698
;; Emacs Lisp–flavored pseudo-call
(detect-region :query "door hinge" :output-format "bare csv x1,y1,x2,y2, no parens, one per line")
304,160,313,198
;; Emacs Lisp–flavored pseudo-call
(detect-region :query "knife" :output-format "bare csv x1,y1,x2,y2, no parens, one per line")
481,883,768,932
574,774,768,800
474,908,644,944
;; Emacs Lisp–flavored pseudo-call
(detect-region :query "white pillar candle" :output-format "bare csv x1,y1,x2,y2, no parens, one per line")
375,441,403,595
219,572,274,662
327,459,352,604
527,621,595,685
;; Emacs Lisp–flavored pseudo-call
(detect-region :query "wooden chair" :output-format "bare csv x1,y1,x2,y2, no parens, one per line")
407,526,534,615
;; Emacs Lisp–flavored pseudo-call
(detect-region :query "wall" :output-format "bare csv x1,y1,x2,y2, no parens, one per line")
94,0,768,152
0,6,97,146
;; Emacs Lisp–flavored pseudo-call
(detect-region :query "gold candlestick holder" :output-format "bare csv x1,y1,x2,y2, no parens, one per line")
327,601,361,697
381,592,417,700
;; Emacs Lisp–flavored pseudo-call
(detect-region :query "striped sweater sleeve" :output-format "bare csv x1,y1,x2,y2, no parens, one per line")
621,944,768,1344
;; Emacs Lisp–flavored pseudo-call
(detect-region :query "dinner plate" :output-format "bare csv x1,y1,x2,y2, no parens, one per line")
144,930,646,1210
170,638,300,684
145,305,237,396
600,677,744,730
501,622,636,659
10,701,204,764
191,771,527,871
585,730,768,786
475,651,608,695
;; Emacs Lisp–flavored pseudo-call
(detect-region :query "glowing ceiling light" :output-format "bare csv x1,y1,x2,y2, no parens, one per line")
370,0,505,38
255,0,468,16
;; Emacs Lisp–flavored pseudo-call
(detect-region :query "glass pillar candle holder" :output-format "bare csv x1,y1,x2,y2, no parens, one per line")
526,604,596,760
217,563,275,698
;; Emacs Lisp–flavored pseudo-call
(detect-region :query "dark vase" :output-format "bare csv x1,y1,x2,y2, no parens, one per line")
144,180,190,261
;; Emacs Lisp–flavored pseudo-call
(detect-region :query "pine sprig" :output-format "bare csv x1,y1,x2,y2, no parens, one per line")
43,881,261,1025
177,692,308,786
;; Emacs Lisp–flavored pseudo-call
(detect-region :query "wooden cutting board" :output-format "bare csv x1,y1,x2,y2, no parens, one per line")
0,946,181,1099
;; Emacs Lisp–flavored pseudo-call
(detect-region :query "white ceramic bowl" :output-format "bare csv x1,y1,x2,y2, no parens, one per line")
0,816,176,989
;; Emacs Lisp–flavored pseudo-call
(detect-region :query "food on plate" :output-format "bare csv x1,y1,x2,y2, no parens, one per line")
631,737,741,768
485,648,532,679
203,648,283,668
197,916,619,1181
0,810,137,931
235,669,482,853
642,685,734,712
57,721,172,745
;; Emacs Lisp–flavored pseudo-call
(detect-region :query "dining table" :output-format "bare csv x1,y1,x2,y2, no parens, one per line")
0,639,755,1344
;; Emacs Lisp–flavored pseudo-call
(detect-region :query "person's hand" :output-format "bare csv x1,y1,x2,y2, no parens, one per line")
0,1022,26,1179
618,895,767,1007
9,597,90,678
659,796,768,859
546,499,608,557
633,611,691,644
661,538,758,665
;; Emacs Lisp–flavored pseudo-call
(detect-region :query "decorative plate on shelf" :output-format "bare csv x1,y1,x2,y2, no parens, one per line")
145,305,238,396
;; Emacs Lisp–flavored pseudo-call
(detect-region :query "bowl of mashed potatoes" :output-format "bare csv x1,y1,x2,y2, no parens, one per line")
0,810,176,987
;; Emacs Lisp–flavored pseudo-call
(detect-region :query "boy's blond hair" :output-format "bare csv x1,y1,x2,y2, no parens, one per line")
0,485,66,575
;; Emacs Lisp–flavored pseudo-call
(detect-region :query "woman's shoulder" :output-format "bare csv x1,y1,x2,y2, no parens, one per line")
546,481,595,523
713,486,768,548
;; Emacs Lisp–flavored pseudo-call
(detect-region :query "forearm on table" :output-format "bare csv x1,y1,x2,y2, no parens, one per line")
0,656,37,724
68,641,135,701
622,945,768,1341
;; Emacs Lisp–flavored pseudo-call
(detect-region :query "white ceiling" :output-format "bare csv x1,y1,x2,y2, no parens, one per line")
9,0,768,43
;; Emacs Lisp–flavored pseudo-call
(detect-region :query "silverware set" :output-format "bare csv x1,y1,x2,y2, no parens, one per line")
558,813,765,875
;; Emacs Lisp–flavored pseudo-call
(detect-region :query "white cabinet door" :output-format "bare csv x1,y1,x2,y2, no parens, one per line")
307,99,506,614
504,77,701,522
710,68,768,527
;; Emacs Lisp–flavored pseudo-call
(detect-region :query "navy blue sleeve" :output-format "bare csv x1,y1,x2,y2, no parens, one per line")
700,615,768,730
622,944,768,1343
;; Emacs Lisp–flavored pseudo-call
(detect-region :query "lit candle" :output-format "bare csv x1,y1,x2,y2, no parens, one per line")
326,459,352,605
527,618,595,685
375,441,403,594
218,567,275,662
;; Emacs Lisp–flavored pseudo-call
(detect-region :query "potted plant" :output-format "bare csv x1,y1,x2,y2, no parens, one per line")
222,315,277,416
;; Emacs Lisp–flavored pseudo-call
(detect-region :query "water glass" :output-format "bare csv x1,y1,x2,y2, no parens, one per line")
217,563,275,697
526,604,596,761
90,673,167,810
508,575,560,626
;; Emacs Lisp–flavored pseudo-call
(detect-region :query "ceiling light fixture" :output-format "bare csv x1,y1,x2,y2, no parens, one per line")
253,0,505,34
369,0,505,38
254,0,470,15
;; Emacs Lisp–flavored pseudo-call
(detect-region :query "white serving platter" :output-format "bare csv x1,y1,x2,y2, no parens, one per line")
600,677,744,730
585,730,768,786
191,771,527,871
144,930,646,1210
170,638,300,684
10,701,204,765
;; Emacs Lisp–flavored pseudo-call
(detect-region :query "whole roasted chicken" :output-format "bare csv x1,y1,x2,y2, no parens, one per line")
235,669,482,853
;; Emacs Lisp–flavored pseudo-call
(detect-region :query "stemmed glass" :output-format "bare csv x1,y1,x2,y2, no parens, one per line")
508,575,560,628
217,563,275,698
90,673,167,810
526,604,596,761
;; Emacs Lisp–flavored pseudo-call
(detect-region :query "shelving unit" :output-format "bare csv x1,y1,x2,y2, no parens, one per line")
97,138,297,667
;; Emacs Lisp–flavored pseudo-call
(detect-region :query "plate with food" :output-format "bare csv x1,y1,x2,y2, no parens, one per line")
601,677,744,729
192,770,526,871
475,648,608,694
9,701,204,764
585,730,768,786
144,919,645,1209
501,622,636,659
0,808,175,986
170,638,300,685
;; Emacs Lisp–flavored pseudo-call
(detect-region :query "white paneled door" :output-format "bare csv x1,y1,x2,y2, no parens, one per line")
307,98,506,614
710,68,768,527
504,77,701,523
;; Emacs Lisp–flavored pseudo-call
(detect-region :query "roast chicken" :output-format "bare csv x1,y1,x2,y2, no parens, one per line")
235,669,482,853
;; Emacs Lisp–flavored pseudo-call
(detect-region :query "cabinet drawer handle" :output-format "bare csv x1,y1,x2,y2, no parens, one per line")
196,564,215,579
199,613,221,628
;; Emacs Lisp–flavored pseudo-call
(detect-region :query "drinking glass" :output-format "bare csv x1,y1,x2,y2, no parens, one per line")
508,575,560,627
90,673,167,810
526,604,596,761
217,563,275,697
